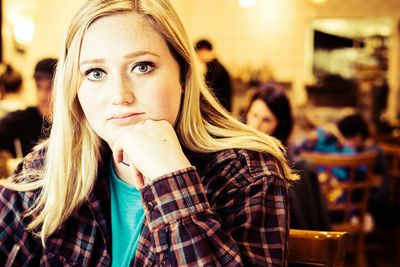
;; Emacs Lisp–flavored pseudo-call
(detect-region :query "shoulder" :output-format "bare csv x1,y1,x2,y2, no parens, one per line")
0,146,46,216
10,144,47,181
207,148,284,175
208,59,225,71
0,183,37,215
0,107,37,123
200,148,286,190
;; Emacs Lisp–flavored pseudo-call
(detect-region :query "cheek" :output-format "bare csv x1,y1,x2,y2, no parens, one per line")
77,92,89,115
78,91,100,126
161,89,181,124
37,91,47,102
246,114,252,124
262,124,274,135
273,120,279,131
247,118,257,128
149,79,181,124
78,93,109,141
258,121,273,135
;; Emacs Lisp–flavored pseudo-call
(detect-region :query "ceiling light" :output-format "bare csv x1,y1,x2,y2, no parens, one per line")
238,0,257,8
311,0,327,4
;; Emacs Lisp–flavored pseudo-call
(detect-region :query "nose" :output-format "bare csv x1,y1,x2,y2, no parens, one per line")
111,77,135,105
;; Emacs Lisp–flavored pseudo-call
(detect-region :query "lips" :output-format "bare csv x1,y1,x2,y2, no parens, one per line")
108,112,145,120
106,112,146,128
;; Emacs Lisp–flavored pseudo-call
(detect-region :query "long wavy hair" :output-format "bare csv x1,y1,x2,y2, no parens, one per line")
1,0,298,244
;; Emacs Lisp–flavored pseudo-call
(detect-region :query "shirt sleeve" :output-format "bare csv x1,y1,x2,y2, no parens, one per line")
0,113,20,156
0,149,44,266
140,150,289,267
0,186,42,266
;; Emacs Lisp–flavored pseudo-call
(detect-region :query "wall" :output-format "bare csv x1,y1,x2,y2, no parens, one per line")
302,0,400,122
176,0,400,121
2,0,85,104
2,0,400,122
182,1,305,94
2,0,187,104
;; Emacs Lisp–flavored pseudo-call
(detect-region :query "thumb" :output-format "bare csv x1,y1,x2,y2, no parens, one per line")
112,141,124,164
112,141,144,190
131,165,145,190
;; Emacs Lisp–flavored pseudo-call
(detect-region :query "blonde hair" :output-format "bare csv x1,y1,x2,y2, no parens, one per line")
1,0,298,244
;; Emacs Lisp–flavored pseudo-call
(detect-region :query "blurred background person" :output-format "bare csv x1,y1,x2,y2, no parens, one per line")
299,114,372,155
244,84,330,230
0,65,27,117
245,83,293,147
297,113,390,229
0,58,57,158
298,114,388,194
195,39,233,112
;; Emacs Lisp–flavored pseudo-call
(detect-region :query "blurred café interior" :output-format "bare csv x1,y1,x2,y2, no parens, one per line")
1,0,400,266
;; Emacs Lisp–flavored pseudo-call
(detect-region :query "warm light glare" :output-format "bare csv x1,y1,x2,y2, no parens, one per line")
13,17,35,44
239,0,257,8
311,0,327,4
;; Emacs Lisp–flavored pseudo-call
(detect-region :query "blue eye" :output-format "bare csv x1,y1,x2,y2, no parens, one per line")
132,62,154,74
85,68,106,81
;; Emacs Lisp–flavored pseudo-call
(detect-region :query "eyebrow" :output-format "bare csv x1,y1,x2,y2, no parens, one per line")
79,51,160,66
124,51,160,59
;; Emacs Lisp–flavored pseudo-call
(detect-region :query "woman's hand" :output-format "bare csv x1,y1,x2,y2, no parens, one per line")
112,119,192,189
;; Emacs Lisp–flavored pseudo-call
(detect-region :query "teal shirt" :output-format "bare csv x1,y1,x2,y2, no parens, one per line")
109,162,145,267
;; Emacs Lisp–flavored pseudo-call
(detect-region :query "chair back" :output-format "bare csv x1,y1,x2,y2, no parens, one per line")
299,151,377,267
289,229,351,267
379,141,400,202
0,150,12,178
300,151,376,230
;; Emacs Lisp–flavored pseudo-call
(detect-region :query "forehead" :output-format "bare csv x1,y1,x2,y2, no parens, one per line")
251,99,274,115
79,12,167,60
36,79,52,90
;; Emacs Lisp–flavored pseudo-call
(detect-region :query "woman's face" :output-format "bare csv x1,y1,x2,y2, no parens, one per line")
246,99,278,135
77,12,182,146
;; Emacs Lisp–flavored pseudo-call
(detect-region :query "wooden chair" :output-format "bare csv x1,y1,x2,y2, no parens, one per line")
0,150,12,178
289,229,351,267
379,141,400,203
299,151,377,267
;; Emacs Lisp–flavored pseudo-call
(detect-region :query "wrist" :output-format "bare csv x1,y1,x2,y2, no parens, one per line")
147,159,192,181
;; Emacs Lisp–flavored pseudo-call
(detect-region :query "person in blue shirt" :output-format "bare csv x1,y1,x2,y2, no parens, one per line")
299,114,389,227
301,114,370,155
300,114,384,182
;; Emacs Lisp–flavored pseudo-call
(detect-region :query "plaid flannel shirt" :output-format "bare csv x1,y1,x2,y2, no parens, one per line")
0,147,289,266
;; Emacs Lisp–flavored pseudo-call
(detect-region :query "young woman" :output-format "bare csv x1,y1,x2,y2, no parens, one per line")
244,84,293,147
0,0,297,266
244,85,330,231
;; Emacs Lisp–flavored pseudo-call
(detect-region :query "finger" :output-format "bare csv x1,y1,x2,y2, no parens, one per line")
112,142,124,164
131,165,145,190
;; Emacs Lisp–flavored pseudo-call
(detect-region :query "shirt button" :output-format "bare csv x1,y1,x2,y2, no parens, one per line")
146,201,154,211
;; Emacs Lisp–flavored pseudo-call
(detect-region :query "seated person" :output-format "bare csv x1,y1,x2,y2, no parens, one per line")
299,114,388,189
244,84,330,230
300,114,370,154
298,114,389,227
0,3,296,265
0,64,27,117
0,58,57,157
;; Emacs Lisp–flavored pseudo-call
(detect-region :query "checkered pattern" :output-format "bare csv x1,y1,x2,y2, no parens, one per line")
0,147,289,266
